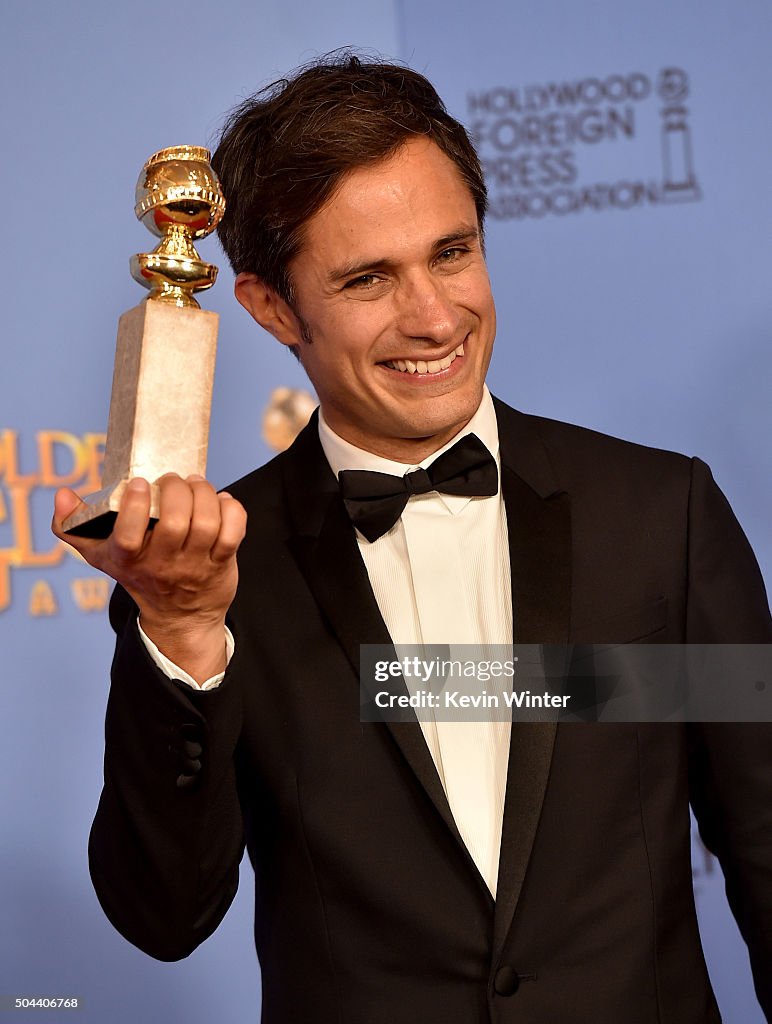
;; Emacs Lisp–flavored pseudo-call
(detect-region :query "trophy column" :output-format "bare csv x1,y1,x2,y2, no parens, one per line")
64,145,225,538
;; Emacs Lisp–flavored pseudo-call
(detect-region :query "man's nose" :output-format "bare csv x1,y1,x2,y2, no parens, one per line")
395,273,462,345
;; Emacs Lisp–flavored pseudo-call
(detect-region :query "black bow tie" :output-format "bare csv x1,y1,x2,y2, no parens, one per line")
338,433,498,542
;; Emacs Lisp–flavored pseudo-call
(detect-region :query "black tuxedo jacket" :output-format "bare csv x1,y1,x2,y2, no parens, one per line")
91,398,772,1023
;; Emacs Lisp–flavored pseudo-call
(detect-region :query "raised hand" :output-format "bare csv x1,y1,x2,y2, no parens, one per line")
52,474,247,683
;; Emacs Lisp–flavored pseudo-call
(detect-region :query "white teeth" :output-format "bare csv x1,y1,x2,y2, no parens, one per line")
384,345,464,375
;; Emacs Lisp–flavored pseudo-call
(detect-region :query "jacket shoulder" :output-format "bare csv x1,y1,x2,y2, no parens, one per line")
493,397,694,493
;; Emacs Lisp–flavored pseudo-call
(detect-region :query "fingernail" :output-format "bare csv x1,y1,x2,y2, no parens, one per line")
127,478,150,493
187,474,206,482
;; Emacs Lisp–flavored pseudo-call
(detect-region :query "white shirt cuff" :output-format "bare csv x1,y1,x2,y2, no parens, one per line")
137,617,235,691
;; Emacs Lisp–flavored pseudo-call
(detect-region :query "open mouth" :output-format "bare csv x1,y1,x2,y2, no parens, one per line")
382,343,465,376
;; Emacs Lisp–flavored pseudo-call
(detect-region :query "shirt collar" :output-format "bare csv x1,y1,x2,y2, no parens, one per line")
318,386,500,514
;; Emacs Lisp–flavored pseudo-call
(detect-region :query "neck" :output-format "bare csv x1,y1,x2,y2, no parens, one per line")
317,389,494,473
332,422,474,465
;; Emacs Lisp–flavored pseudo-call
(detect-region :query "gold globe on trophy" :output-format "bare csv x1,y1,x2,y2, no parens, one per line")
64,147,225,538
130,146,225,307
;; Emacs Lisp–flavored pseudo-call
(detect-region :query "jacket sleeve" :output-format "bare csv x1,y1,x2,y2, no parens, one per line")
88,584,246,961
685,457,772,1018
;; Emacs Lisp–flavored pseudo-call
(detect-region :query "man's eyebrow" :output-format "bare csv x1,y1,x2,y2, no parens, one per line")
327,225,481,284
327,256,399,285
434,226,480,251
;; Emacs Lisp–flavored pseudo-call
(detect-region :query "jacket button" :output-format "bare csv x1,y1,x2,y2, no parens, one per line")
183,739,203,759
176,773,199,790
494,966,520,996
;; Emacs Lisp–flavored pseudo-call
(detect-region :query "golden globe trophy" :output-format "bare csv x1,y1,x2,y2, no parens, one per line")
64,146,225,537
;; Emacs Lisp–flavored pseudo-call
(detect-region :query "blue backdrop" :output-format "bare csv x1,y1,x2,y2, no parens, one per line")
1,2,769,1021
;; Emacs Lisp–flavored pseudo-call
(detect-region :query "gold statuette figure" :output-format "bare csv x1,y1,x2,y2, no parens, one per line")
64,147,225,538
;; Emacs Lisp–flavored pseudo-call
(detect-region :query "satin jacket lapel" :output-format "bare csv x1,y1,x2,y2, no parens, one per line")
281,413,477,872
492,398,571,959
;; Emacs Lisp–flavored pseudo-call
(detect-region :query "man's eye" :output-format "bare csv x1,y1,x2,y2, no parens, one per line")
436,247,468,264
344,274,380,289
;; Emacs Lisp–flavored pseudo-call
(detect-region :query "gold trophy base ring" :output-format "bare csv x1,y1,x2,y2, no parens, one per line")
130,253,217,309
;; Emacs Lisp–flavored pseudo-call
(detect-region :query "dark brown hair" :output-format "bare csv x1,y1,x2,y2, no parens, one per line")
212,52,487,307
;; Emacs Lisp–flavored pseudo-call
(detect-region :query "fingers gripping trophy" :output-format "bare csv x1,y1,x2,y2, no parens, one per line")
63,146,225,538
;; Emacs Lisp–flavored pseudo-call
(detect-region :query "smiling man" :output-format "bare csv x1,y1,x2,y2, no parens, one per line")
235,136,496,462
53,55,771,1023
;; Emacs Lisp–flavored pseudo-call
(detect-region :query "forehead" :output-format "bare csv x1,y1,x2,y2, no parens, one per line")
297,138,478,264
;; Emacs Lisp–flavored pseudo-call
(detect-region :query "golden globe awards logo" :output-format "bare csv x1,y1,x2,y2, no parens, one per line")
468,67,700,220
0,387,317,617
0,429,110,615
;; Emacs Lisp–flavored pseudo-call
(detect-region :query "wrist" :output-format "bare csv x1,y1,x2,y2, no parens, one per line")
138,613,228,684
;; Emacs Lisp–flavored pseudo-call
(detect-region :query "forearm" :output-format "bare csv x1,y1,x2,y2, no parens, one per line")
689,722,772,1018
92,594,245,959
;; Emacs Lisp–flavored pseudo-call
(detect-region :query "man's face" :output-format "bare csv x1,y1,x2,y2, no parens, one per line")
267,137,496,462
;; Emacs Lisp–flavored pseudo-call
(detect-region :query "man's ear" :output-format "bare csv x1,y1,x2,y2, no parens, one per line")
234,273,304,349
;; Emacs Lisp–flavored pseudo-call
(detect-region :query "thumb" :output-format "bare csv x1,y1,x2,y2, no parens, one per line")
52,487,86,533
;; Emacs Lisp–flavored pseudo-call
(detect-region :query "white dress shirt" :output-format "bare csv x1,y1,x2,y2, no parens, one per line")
142,386,513,896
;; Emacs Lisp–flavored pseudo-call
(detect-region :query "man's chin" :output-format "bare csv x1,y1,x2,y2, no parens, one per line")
383,409,482,453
